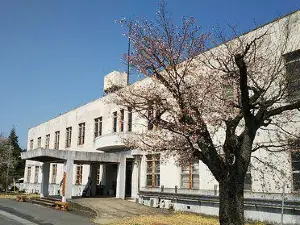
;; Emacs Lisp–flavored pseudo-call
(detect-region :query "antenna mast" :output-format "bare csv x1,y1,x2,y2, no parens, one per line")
127,24,132,84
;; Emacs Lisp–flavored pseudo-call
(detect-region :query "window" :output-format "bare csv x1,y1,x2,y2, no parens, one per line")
94,117,102,138
45,134,50,149
291,150,300,191
146,154,160,187
181,162,199,189
222,84,234,100
113,111,117,132
96,166,101,184
78,123,85,145
120,109,124,132
30,140,33,150
128,107,132,132
54,131,60,149
289,139,300,191
51,164,57,184
34,166,40,183
65,127,72,147
26,167,31,183
37,137,41,148
244,169,252,191
285,49,300,101
76,165,83,185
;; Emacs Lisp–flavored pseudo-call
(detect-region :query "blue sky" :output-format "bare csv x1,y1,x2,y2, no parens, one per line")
0,0,299,148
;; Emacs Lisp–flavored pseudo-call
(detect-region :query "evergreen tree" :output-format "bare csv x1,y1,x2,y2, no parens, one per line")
8,127,25,180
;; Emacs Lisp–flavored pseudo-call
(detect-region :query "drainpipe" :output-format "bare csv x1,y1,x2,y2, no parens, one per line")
137,155,141,192
281,184,286,225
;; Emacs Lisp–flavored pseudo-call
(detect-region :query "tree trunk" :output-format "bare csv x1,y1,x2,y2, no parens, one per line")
219,176,245,225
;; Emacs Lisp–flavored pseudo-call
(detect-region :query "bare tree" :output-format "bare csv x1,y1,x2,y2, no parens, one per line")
115,3,300,225
0,135,17,191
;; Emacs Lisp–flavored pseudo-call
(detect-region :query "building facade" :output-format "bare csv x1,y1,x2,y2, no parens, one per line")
22,11,300,224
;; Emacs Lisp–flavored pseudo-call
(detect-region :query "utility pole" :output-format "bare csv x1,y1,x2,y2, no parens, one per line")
127,23,132,85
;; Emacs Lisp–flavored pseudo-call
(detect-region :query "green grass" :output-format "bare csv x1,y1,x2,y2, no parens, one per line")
108,212,265,225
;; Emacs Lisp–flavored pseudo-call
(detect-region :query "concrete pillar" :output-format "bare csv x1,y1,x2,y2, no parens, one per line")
62,159,74,202
89,163,99,196
131,156,141,198
116,157,126,199
101,164,106,186
40,162,50,198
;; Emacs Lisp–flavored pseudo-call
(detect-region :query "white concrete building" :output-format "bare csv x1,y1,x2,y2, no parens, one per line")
22,11,300,224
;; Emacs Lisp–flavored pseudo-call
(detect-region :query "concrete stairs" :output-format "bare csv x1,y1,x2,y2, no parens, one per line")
31,196,61,208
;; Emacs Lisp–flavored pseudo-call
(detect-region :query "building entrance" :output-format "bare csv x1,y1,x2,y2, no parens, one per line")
125,160,133,197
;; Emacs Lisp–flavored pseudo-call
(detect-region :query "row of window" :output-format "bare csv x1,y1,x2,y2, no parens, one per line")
27,152,299,191
26,164,91,185
146,155,252,190
26,158,252,190
29,108,133,150
30,123,85,150
112,108,133,133
26,164,101,186
217,49,300,110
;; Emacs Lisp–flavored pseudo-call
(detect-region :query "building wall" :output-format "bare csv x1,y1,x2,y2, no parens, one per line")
23,10,300,225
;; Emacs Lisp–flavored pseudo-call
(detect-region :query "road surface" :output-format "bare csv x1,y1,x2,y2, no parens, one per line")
0,199,96,225
0,210,23,225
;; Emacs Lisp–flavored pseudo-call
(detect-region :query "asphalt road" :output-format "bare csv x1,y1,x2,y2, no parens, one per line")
0,199,96,225
0,212,23,225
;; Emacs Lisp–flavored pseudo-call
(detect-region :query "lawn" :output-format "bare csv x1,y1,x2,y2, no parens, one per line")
0,193,40,199
109,213,264,225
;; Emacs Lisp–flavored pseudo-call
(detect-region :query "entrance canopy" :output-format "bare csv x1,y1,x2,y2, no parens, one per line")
21,148,122,164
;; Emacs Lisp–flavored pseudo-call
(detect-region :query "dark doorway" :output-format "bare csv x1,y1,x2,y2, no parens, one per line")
125,160,133,197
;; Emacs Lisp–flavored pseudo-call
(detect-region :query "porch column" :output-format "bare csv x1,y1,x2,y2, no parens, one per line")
131,156,141,198
40,162,50,198
62,159,74,202
116,157,126,199
89,163,99,196
101,164,106,186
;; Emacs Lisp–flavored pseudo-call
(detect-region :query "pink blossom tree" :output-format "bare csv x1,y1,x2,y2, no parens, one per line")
115,3,300,225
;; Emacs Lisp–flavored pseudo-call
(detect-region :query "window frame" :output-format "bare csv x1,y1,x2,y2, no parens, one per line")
244,168,252,191
128,107,132,132
284,49,300,102
146,154,160,188
113,111,117,133
54,131,60,149
94,117,103,138
30,140,33,150
120,109,125,132
181,161,199,190
96,166,101,184
291,149,300,192
37,137,41,148
34,166,39,183
51,164,57,184
78,123,85,145
27,166,32,183
45,134,50,149
65,127,72,148
75,165,83,185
